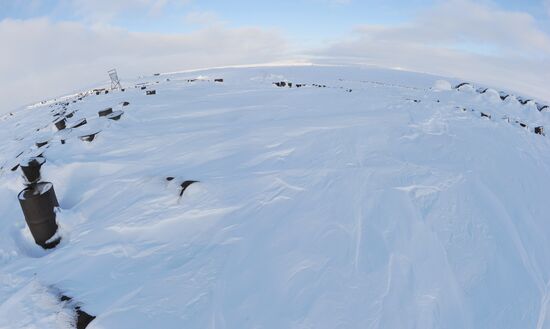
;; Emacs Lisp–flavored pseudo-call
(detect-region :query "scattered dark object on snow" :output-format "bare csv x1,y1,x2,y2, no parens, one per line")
140,86,147,90
296,84,304,88
65,111,74,118
154,73,160,76
98,107,113,117
71,118,87,129
35,140,49,148
214,78,224,82
95,91,100,95
121,88,125,92
187,79,197,82
499,92,510,101
121,101,130,106
454,82,471,89
179,180,198,197
288,82,293,88
273,81,287,87
76,308,96,329
106,110,124,121
517,121,528,128
59,295,96,329
104,90,109,94
72,100,76,103
166,177,175,181
54,117,66,130
481,112,491,119
18,182,60,249
79,130,101,142
146,90,156,95
517,97,532,105
536,103,549,112
535,126,545,136
476,87,488,94
346,89,353,93
20,157,46,185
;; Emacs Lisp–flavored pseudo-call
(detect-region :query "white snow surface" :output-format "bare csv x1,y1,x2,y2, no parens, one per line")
1,65,550,328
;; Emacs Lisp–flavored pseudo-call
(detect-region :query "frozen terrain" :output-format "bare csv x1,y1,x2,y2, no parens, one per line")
1,64,550,328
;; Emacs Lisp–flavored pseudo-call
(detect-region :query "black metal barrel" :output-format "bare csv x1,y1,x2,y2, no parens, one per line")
98,108,113,117
20,157,46,185
18,182,60,249
54,117,67,130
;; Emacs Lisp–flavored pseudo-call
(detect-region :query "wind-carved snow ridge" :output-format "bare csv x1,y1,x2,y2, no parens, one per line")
1,65,550,328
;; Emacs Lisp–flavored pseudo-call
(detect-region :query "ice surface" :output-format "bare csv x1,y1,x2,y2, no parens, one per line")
1,65,550,328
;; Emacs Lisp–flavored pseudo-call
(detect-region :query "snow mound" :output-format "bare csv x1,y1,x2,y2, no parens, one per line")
433,79,452,91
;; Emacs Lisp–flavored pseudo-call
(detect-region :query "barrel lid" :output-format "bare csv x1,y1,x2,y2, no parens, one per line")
18,182,53,200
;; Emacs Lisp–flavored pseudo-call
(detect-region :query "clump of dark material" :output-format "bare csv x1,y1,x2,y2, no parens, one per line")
180,180,198,197
71,119,87,129
499,92,510,101
454,82,471,89
535,126,545,136
146,90,156,95
166,177,175,181
121,101,130,106
76,308,96,329
481,112,491,119
517,97,532,105
79,130,101,142
517,121,528,128
59,295,96,329
106,110,124,121
214,78,224,82
141,86,147,90
36,140,49,148
476,87,488,94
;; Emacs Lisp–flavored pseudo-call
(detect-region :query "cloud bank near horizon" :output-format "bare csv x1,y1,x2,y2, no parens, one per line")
1,0,549,113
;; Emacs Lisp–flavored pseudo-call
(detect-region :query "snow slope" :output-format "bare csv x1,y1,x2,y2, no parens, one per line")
1,65,550,328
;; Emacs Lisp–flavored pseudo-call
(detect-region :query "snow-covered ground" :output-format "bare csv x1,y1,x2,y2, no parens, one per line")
1,65,550,328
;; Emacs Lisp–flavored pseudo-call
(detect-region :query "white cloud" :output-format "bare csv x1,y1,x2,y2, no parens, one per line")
67,0,191,22
184,11,222,26
318,0,550,101
0,18,287,113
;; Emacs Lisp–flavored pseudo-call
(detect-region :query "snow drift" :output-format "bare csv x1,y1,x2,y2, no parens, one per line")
1,65,550,328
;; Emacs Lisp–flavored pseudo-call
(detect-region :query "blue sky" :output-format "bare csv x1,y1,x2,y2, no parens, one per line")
3,0,549,39
0,0,549,111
